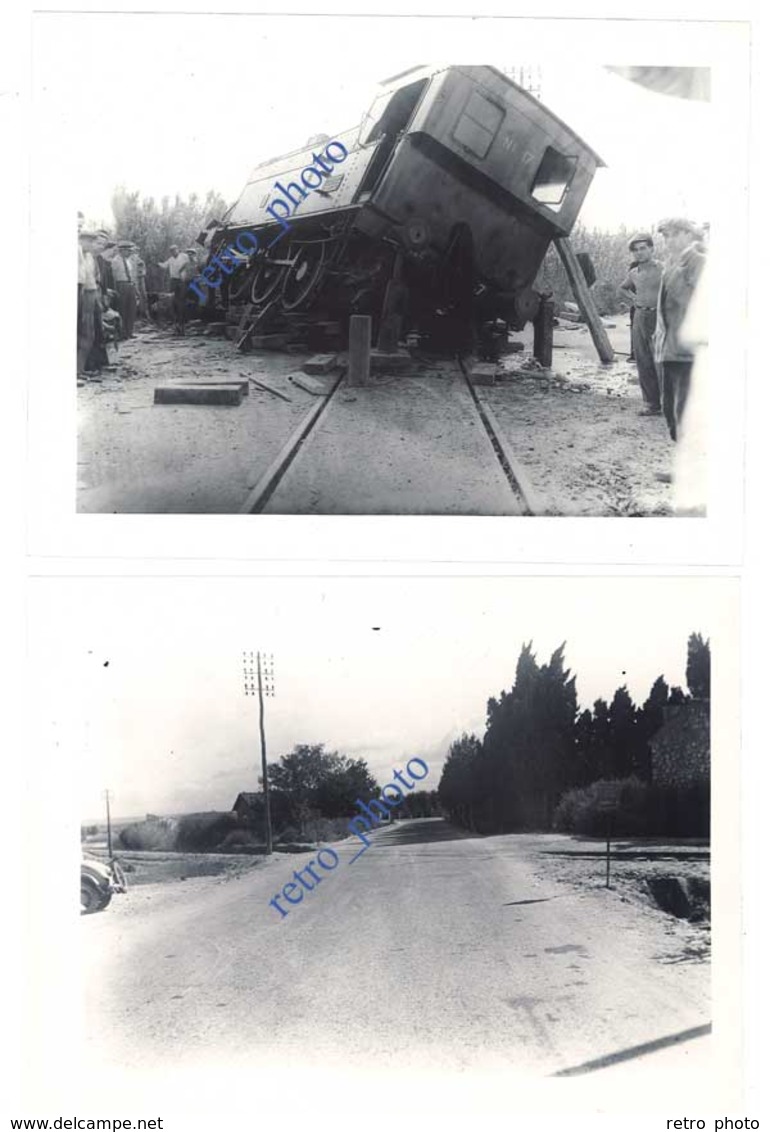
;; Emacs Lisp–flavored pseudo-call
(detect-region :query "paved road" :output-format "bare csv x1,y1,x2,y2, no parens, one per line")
82,819,710,1077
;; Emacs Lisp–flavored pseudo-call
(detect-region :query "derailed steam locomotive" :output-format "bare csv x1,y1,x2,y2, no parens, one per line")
200,65,604,349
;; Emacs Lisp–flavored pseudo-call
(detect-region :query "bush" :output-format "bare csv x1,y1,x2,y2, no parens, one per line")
299,815,353,844
553,777,650,836
119,818,177,851
217,829,266,853
275,825,302,844
554,776,710,838
647,782,709,838
174,811,238,852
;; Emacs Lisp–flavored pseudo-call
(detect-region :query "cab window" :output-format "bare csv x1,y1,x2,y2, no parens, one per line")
361,79,429,145
452,90,505,159
530,147,578,209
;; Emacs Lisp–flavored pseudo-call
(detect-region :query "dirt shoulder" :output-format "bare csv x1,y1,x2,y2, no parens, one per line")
484,317,676,516
519,832,711,964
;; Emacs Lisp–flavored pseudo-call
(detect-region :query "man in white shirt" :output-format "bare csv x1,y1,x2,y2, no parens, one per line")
113,240,138,339
77,230,100,374
158,244,191,334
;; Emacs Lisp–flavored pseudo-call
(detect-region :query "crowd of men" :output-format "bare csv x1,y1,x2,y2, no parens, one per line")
619,216,707,447
77,212,200,378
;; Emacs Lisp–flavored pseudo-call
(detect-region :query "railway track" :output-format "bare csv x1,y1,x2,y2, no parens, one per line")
238,355,541,516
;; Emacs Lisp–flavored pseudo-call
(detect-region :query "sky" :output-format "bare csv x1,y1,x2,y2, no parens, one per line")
27,576,735,821
32,14,716,237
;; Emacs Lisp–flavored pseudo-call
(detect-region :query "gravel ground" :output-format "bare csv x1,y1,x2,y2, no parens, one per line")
77,314,676,516
485,317,675,516
522,832,711,964
77,326,314,513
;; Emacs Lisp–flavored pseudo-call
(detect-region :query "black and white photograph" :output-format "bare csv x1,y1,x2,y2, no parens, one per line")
22,575,740,1113
7,8,762,1132
43,15,747,518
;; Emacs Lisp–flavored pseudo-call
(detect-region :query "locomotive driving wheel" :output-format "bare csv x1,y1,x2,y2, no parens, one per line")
250,256,285,306
229,262,255,302
281,242,327,312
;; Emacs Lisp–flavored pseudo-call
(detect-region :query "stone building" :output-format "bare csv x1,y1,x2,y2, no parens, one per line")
650,700,710,788
649,699,710,835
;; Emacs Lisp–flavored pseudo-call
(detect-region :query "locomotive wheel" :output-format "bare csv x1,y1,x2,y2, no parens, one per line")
281,243,327,312
250,257,285,306
229,264,254,303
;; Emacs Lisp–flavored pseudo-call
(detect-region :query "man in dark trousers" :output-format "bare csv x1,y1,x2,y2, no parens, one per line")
158,244,190,335
626,253,640,360
654,217,707,441
619,233,663,417
112,240,138,338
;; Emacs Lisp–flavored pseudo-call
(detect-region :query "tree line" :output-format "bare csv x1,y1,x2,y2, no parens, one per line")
108,186,228,291
537,221,642,315
258,744,440,836
438,633,710,834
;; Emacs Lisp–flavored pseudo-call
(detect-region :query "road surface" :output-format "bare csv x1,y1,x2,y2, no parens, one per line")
81,819,710,1078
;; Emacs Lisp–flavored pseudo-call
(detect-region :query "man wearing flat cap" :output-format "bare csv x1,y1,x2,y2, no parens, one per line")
620,232,663,416
654,217,707,441
93,229,114,300
112,239,139,339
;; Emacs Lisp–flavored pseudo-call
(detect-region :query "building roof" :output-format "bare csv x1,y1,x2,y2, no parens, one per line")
232,791,263,809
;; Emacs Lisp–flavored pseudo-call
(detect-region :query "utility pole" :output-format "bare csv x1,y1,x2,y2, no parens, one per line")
242,651,275,854
105,789,113,857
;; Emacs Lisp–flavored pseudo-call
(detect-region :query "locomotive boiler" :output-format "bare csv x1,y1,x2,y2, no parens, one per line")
200,64,605,350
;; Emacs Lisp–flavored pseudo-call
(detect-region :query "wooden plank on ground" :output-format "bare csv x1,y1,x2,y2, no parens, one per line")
289,374,330,396
154,384,244,406
303,354,339,375
168,378,249,395
249,377,292,402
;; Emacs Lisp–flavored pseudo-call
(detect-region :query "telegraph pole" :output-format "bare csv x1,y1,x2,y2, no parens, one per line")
242,651,274,854
105,789,113,857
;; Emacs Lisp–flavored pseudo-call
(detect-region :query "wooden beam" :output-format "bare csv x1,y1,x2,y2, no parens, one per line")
249,377,292,402
533,297,554,368
554,236,615,365
348,315,372,387
376,252,406,354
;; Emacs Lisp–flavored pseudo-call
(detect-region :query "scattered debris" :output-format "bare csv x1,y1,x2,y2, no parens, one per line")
468,362,500,386
288,374,331,396
249,377,292,402
303,354,339,375
367,349,414,374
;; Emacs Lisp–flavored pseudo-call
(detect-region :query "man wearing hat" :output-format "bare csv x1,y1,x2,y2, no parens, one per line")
112,239,139,339
619,232,663,416
654,217,707,441
94,230,115,300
